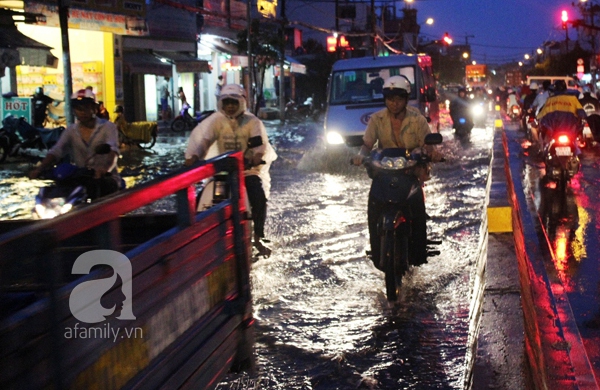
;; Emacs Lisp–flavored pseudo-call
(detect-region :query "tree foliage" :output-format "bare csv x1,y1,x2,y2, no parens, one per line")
237,20,283,114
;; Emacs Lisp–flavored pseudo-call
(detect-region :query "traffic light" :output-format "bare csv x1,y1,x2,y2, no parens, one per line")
327,36,337,52
443,32,452,45
562,10,568,30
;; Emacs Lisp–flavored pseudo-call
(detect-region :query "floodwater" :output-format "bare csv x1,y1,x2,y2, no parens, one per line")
0,111,494,389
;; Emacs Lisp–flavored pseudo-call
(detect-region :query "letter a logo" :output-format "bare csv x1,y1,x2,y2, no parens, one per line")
69,250,136,324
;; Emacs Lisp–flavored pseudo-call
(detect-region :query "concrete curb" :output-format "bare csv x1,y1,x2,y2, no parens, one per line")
465,123,527,390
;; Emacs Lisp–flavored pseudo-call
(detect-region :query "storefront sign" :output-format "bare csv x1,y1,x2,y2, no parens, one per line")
25,2,149,36
25,0,145,17
1,98,32,123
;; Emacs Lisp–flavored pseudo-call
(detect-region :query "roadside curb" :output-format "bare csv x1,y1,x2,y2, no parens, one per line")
465,122,527,389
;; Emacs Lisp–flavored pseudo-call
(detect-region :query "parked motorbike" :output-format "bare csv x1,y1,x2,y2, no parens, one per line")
33,144,116,219
171,103,214,132
285,97,320,122
0,115,64,163
543,131,580,192
362,133,443,301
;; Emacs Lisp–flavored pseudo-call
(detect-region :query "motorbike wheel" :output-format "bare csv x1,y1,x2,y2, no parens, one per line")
382,230,399,301
137,129,157,149
171,117,188,132
0,135,9,163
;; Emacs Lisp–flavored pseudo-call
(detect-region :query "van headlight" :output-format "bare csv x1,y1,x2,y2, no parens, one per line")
326,131,345,145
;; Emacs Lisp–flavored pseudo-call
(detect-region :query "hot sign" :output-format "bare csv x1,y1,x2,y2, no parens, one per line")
1,97,32,123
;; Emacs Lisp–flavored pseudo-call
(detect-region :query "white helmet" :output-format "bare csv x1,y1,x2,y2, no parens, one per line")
71,88,97,107
529,82,538,90
219,84,246,99
382,75,411,97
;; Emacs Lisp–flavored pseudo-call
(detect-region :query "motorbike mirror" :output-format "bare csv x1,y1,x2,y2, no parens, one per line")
94,143,112,155
424,133,443,145
247,135,264,148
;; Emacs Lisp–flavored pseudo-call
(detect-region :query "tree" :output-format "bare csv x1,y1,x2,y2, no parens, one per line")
237,20,283,114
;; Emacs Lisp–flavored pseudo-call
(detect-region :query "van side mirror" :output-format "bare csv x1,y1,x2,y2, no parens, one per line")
424,133,443,145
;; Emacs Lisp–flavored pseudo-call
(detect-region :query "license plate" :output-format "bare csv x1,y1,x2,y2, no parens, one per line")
584,126,592,136
555,146,572,156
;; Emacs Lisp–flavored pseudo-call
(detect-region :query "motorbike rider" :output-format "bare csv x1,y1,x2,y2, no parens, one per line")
449,87,474,131
351,75,442,269
579,86,600,115
31,86,53,128
29,89,122,199
522,82,539,130
184,84,277,258
537,79,587,152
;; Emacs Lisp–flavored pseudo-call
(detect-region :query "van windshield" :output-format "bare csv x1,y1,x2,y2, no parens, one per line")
329,66,416,105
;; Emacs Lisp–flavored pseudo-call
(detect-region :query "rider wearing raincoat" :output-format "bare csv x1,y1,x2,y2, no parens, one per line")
184,84,277,257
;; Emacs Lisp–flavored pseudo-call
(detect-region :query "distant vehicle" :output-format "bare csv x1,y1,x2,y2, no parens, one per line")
526,76,577,89
505,70,523,87
324,54,439,147
465,64,487,89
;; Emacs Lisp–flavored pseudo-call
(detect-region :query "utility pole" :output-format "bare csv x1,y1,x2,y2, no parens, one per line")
465,34,474,45
279,0,286,122
58,0,73,125
371,0,376,57
247,0,254,112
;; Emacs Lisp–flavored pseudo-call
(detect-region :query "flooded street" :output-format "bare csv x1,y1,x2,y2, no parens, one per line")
0,112,494,389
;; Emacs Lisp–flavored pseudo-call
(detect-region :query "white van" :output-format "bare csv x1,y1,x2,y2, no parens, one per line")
526,76,577,89
324,54,439,147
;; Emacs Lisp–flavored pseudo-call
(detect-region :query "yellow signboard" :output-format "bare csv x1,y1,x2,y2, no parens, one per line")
257,0,277,18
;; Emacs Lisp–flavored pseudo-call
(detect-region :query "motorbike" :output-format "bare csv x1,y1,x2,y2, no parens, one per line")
452,115,474,136
542,131,580,192
362,133,443,301
285,97,320,122
471,99,487,127
508,104,522,122
171,103,214,132
0,115,64,163
33,144,117,219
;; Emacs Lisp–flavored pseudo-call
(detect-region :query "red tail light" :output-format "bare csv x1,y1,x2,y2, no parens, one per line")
557,135,570,144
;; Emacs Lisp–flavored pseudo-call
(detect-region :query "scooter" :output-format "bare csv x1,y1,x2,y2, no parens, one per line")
33,144,117,219
171,103,214,132
543,131,580,192
508,104,522,122
452,115,474,137
0,115,64,162
471,100,487,127
362,133,443,301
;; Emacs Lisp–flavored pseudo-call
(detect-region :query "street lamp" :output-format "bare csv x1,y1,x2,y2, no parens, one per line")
425,17,434,25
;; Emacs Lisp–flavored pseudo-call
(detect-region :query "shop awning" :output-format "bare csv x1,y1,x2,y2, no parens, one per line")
154,51,211,73
0,25,58,70
198,39,240,56
286,56,306,75
123,50,172,77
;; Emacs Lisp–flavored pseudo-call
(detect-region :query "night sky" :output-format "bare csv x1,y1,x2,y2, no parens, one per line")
284,0,582,64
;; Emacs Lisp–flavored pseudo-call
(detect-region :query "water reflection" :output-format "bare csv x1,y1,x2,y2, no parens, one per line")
537,176,585,290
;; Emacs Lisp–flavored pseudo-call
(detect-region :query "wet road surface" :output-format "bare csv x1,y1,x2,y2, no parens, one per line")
0,113,494,389
517,130,600,382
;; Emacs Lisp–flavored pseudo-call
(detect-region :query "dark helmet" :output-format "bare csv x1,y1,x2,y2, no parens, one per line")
542,80,551,90
382,76,411,99
458,87,467,95
114,105,124,114
35,86,43,95
553,79,567,93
